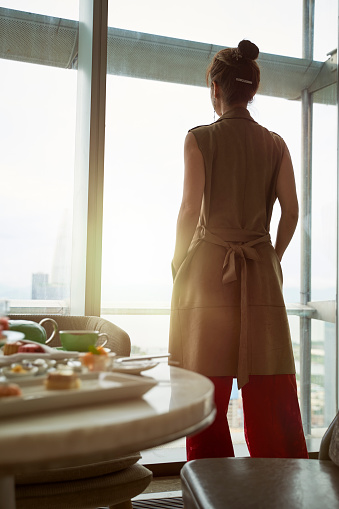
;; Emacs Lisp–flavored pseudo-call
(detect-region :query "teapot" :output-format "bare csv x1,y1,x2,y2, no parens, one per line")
9,318,58,345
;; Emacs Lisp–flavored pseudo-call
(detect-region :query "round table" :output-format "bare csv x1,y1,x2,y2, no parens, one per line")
0,364,215,508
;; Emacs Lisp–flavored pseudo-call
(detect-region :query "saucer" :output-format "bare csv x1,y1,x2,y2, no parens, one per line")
1,330,25,342
112,360,158,375
55,347,111,353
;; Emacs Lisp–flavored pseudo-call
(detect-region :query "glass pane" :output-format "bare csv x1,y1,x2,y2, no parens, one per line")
101,314,170,356
311,101,337,301
309,93,337,434
101,77,213,330
254,95,302,302
314,0,338,61
101,77,213,305
0,0,78,19
311,319,336,428
0,3,78,312
108,0,302,58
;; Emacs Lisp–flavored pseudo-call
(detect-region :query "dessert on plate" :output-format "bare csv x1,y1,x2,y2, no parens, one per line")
17,343,46,354
2,340,47,356
0,382,22,398
80,345,110,372
2,341,25,355
44,369,81,390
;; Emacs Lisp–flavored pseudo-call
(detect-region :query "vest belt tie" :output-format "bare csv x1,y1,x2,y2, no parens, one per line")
198,225,271,389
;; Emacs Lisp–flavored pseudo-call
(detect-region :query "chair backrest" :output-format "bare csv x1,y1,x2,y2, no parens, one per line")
319,411,339,462
9,315,131,357
328,413,339,465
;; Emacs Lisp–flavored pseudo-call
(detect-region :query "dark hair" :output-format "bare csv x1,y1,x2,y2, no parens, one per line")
206,40,260,105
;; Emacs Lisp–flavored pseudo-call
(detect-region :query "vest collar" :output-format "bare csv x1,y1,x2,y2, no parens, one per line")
216,106,256,123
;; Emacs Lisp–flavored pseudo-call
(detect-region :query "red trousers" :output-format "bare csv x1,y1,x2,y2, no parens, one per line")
186,374,309,460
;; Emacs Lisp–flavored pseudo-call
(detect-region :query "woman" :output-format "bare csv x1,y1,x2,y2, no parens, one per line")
169,40,308,460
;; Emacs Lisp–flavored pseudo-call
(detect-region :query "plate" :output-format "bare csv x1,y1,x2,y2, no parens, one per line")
2,366,39,379
0,372,157,417
112,360,158,375
0,330,25,343
0,340,79,367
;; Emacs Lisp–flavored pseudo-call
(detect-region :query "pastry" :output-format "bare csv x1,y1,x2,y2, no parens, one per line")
44,370,81,390
17,343,46,354
9,364,30,375
0,383,22,398
81,345,109,372
3,341,24,355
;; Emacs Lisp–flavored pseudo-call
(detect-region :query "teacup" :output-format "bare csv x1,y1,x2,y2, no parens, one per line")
59,330,108,352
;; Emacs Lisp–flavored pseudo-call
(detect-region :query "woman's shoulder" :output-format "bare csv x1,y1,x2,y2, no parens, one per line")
189,122,214,134
269,130,284,141
269,130,287,151
187,123,216,154
188,121,218,143
255,123,287,150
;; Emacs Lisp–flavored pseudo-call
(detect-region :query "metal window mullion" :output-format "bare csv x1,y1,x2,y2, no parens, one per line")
300,90,313,436
300,0,314,436
70,0,108,316
336,0,339,413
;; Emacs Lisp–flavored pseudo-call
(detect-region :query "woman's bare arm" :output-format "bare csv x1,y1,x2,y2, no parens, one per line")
275,145,299,261
172,132,205,274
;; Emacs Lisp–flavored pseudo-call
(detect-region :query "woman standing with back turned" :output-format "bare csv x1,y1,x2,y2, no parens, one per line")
169,40,308,460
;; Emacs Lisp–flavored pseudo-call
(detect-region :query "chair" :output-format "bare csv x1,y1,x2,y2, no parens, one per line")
181,412,339,509
8,315,151,508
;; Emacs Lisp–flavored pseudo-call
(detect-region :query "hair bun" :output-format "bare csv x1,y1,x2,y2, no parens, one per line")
238,40,259,60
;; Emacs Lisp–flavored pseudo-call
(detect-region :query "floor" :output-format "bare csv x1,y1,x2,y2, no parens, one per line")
139,476,182,495
132,497,183,508
132,476,183,508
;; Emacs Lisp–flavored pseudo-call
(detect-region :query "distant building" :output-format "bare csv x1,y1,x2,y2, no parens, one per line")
32,273,49,299
31,209,72,302
31,272,68,300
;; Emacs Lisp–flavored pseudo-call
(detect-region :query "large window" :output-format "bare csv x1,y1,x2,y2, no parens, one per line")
0,1,79,311
0,0,338,456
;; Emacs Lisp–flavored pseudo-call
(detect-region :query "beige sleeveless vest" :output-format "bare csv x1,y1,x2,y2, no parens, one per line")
169,107,295,389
